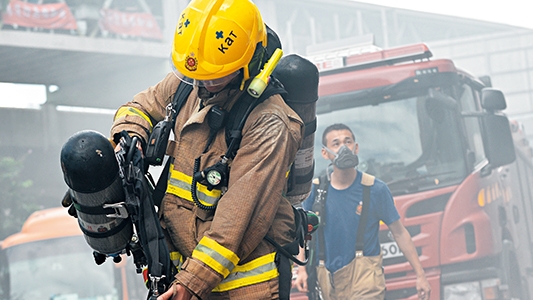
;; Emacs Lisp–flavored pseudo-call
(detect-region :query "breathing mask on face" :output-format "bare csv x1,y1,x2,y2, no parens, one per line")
324,144,359,169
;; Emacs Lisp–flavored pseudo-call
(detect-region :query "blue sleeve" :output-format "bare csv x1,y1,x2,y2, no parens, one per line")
374,180,400,225
302,183,316,211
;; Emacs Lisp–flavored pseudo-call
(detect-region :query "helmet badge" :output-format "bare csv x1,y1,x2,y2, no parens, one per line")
185,54,198,71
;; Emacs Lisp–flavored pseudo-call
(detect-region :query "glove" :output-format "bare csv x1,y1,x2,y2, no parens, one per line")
61,190,78,218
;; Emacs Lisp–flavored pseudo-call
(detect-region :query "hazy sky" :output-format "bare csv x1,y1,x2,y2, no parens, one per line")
355,0,532,29
0,82,46,109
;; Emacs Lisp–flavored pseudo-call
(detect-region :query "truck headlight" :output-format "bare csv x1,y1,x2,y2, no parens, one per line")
443,279,500,300
443,281,482,300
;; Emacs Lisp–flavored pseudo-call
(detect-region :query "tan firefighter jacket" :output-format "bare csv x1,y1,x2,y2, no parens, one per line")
110,72,303,299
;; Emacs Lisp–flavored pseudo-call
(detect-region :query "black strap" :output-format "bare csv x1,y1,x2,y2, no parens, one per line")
312,174,329,261
312,174,372,256
152,80,194,207
276,251,292,300
116,133,176,298
304,118,317,138
80,217,131,239
264,206,310,266
154,78,284,206
355,184,371,252
170,79,194,128
295,161,315,184
305,174,329,300
224,77,287,159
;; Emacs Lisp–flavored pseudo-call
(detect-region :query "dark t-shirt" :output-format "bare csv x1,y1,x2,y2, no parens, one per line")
303,170,400,273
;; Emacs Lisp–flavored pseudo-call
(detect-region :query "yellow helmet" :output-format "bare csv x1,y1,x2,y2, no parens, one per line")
171,0,268,85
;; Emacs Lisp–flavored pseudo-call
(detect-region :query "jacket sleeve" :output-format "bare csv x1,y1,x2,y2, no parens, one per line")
110,73,180,143
176,95,303,298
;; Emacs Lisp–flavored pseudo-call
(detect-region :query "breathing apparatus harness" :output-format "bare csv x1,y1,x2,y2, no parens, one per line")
206,51,283,211
149,48,285,210
61,29,317,300
148,48,318,260
144,48,319,300
60,128,176,299
116,132,176,299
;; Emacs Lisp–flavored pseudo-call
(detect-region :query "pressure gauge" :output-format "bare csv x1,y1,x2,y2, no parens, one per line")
206,169,222,187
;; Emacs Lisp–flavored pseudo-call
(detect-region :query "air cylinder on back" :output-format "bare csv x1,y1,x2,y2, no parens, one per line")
60,130,132,255
273,54,319,204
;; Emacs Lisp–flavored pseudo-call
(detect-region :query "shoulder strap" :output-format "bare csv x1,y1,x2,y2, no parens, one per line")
116,134,176,296
153,80,194,207
171,79,195,126
312,174,329,261
355,172,375,254
224,77,286,159
361,172,375,187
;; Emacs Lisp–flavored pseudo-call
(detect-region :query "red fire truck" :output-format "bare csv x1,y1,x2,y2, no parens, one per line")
295,43,533,299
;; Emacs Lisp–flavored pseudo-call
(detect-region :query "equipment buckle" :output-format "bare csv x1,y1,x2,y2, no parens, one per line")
104,202,129,218
355,250,363,258
149,274,166,297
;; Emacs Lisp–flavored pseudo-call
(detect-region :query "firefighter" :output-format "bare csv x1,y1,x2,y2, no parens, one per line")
110,0,303,299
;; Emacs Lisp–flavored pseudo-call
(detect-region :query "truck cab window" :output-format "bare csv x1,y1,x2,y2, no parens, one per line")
316,90,467,196
459,84,486,166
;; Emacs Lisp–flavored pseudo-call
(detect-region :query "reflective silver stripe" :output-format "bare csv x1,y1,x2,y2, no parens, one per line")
168,177,190,192
222,261,277,282
168,177,220,205
213,252,279,292
196,243,236,273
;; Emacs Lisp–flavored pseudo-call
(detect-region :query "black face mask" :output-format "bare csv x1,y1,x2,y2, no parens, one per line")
324,145,359,169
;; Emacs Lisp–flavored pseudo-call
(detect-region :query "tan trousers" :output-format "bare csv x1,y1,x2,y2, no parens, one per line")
316,254,385,300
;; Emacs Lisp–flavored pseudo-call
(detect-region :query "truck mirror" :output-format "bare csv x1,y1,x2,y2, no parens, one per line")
479,76,492,88
481,114,516,168
481,88,506,111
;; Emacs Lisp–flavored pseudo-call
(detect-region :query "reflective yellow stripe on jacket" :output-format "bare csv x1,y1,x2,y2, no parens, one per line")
215,252,278,291
167,167,221,207
193,237,239,278
114,107,154,130
170,251,184,270
192,236,279,292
